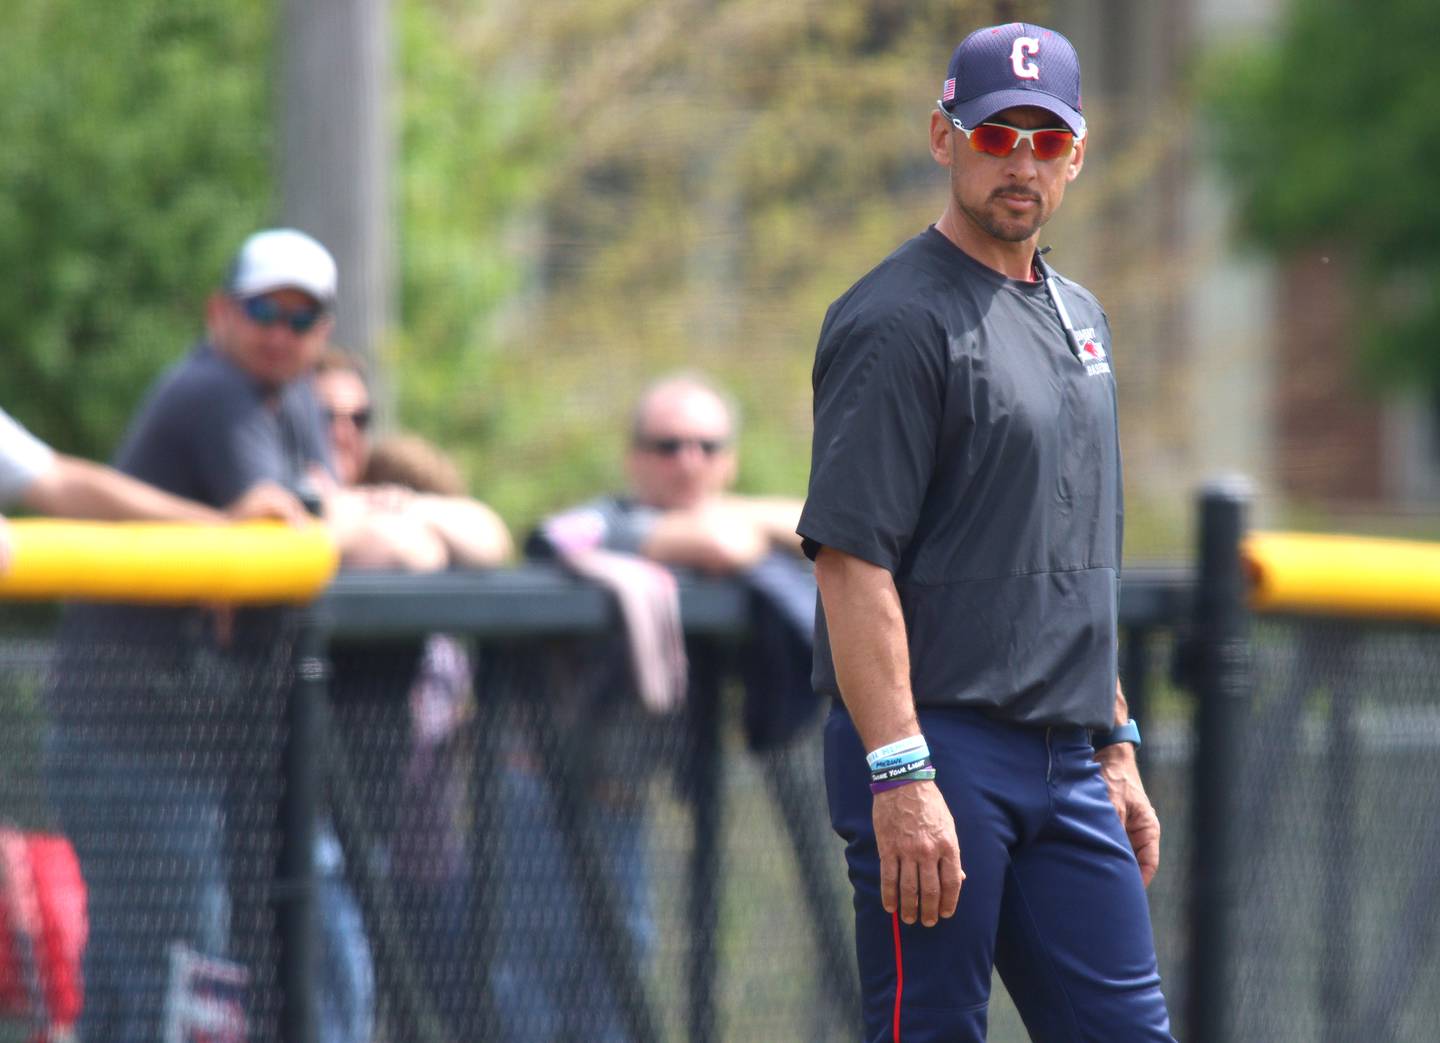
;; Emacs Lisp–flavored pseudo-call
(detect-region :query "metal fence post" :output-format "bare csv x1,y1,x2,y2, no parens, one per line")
686,642,724,1043
1122,625,1153,774
1186,478,1252,1043
278,612,328,1043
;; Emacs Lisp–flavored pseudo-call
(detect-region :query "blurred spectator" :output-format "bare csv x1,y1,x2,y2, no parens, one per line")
314,350,511,1035
315,350,512,570
0,403,303,573
44,229,371,1043
505,373,810,1040
607,373,804,569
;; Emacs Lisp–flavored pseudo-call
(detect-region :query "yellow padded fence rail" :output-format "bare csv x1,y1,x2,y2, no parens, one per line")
0,519,338,604
1244,531,1440,623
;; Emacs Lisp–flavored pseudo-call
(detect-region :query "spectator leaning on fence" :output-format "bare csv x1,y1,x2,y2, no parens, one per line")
44,228,373,1043
314,350,512,1035
502,373,807,1039
0,404,303,573
612,372,804,569
314,348,513,570
798,23,1174,1042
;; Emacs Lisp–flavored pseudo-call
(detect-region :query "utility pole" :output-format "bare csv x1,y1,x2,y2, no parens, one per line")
280,0,393,396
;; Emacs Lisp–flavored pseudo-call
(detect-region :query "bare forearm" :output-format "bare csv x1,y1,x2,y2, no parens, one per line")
413,496,514,568
718,495,804,553
813,546,919,750
641,507,769,572
22,455,223,523
333,510,449,572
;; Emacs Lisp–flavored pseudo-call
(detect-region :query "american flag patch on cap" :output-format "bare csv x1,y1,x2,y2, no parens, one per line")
942,77,956,102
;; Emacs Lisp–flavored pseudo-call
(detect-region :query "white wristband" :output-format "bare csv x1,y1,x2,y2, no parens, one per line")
866,735,929,771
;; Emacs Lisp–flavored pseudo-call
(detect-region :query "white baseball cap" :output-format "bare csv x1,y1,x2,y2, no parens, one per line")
227,228,337,307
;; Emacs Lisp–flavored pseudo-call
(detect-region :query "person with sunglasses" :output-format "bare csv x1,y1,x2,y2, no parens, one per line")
313,348,513,571
798,23,1174,1042
614,374,804,569
42,228,373,1043
498,373,807,1039
101,227,337,512
309,353,513,1033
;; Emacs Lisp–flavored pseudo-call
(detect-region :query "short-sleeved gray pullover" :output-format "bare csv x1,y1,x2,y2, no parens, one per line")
799,227,1123,729
114,342,330,506
51,342,331,679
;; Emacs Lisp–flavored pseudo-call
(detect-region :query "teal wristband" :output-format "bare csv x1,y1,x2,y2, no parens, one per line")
1091,719,1141,750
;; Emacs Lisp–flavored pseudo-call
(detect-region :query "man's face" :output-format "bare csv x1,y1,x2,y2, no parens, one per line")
626,386,737,510
209,287,332,390
936,104,1085,246
313,368,371,487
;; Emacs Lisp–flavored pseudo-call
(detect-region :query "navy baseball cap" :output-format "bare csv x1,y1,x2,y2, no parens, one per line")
940,23,1086,137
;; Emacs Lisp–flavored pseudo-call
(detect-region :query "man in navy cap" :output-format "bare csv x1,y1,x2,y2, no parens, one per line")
799,22,1174,1041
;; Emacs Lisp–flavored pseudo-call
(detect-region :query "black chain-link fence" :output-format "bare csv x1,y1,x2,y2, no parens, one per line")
1223,617,1440,1043
323,628,859,1043
4,552,1440,1042
1,603,298,1043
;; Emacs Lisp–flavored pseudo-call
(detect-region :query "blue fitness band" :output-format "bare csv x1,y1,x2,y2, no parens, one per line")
1091,718,1142,750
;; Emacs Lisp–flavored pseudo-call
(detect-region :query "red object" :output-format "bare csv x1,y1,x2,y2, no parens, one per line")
0,828,88,1035
891,909,904,1042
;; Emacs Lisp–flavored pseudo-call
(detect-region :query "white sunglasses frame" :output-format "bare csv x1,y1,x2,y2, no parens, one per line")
936,103,1086,158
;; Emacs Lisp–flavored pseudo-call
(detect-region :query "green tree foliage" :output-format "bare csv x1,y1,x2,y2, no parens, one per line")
388,0,1007,528
0,1,273,458
393,1,554,466
0,0,1057,534
1205,0,1440,391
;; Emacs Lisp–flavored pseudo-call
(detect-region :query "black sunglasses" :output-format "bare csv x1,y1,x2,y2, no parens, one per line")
238,294,325,334
636,436,729,457
326,408,372,432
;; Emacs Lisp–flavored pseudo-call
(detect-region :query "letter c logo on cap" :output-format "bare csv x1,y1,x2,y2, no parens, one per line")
1010,37,1040,80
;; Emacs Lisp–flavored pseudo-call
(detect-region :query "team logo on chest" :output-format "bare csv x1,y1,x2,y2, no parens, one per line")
1073,327,1111,376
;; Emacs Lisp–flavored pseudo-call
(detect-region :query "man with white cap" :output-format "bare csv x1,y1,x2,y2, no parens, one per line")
46,228,373,1043
799,23,1174,1041
112,227,338,504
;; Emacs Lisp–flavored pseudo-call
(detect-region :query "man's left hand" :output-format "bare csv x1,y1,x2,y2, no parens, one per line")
1094,742,1160,887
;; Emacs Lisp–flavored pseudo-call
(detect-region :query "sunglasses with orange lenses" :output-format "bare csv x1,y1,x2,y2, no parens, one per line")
937,106,1081,161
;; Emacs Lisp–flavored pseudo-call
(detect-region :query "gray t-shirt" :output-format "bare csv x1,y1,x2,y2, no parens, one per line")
114,342,330,507
57,342,329,658
52,343,328,750
530,495,661,557
0,405,56,508
799,228,1123,729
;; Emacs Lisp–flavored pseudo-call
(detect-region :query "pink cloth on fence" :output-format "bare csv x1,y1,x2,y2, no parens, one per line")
543,509,687,713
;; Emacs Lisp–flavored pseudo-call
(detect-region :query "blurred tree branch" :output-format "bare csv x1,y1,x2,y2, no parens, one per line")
1203,0,1440,393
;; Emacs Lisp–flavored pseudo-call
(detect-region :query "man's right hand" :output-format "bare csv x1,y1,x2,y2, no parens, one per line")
226,482,309,525
873,779,963,927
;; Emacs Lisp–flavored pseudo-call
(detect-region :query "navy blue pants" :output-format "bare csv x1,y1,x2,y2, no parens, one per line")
825,704,1174,1042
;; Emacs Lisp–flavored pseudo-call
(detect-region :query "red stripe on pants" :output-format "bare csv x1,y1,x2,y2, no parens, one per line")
891,909,903,1041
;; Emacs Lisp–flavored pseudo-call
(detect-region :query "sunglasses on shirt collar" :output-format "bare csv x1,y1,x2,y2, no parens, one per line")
236,294,327,334
937,104,1082,162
